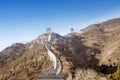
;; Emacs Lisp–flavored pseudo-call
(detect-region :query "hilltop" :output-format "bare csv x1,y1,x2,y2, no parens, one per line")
0,18,120,80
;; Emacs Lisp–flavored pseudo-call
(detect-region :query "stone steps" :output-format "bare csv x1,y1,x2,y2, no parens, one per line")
38,74,64,80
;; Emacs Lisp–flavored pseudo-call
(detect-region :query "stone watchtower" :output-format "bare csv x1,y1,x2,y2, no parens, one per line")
70,28,74,33
46,27,51,34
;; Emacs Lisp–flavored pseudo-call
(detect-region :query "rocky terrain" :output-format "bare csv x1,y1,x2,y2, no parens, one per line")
0,18,120,80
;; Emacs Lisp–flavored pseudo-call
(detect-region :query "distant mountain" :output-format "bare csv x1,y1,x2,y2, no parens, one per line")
0,18,120,80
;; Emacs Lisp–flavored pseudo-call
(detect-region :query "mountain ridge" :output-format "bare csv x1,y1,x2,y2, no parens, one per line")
0,18,120,80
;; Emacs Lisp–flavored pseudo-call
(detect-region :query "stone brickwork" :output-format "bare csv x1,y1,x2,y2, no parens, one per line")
38,74,64,80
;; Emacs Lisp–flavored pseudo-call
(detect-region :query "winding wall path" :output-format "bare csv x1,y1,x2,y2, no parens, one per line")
46,32,62,75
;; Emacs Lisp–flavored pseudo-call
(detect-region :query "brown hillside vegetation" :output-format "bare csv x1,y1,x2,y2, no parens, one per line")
0,18,120,80
0,43,27,67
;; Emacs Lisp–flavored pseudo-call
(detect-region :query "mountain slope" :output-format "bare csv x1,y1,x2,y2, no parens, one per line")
0,18,120,80
81,18,120,66
0,43,27,67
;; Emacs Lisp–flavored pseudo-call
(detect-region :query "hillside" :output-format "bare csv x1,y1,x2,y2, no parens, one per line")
0,18,120,80
0,43,27,67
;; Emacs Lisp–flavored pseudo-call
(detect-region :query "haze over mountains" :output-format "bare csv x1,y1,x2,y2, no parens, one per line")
0,18,120,80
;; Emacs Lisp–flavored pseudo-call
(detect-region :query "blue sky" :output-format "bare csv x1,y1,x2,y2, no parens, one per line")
0,0,120,51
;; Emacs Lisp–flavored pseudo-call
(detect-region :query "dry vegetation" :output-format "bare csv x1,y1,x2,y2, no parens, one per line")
0,44,51,80
0,18,120,80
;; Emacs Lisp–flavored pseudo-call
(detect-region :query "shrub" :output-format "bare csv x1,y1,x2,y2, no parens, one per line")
108,66,120,80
